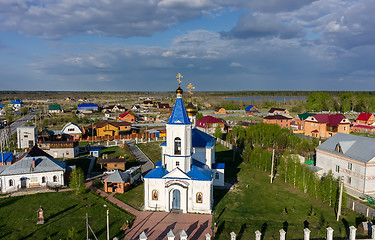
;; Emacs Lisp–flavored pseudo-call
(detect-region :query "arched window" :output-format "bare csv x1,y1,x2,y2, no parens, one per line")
215,172,220,179
196,192,203,203
152,190,158,200
42,177,46,183
9,179,13,187
53,176,58,182
174,137,181,155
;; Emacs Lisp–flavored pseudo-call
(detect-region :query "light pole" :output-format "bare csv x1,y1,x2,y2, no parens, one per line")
104,204,109,240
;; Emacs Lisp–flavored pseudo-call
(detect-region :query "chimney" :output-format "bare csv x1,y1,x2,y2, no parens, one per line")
32,157,36,168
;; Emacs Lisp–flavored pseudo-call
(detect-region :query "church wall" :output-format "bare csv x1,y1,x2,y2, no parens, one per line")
144,178,167,211
188,180,212,214
192,148,208,165
213,169,225,187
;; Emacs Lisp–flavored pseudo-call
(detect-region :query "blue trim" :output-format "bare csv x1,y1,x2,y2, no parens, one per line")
166,154,192,158
212,163,225,169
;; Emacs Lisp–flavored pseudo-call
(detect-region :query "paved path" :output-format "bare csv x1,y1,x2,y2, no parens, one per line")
126,140,154,174
87,177,212,240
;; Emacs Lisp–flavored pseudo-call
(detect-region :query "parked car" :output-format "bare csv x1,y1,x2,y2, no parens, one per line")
104,169,116,175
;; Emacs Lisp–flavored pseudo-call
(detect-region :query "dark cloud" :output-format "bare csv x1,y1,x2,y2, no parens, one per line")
221,13,305,39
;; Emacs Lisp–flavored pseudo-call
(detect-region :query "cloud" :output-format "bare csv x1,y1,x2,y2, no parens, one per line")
229,62,242,67
221,13,305,39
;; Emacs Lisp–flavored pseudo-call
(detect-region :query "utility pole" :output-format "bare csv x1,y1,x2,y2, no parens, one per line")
86,213,89,240
106,208,110,240
336,176,344,221
270,149,275,183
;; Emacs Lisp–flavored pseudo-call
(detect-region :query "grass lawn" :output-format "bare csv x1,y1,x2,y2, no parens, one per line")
0,191,135,240
64,157,92,174
213,144,367,240
136,141,162,164
115,182,145,211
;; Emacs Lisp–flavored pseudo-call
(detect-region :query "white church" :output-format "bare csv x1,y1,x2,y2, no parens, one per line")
143,76,224,214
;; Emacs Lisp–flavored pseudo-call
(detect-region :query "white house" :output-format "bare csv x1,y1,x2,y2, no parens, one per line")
0,156,66,193
37,141,79,159
143,84,224,214
10,100,24,111
17,126,37,149
61,122,82,139
316,133,375,195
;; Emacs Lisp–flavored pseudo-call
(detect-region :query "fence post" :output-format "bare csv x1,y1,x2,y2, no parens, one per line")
367,207,370,218
205,233,211,240
139,231,147,240
179,229,188,240
326,227,334,240
372,225,375,239
352,201,355,211
255,230,261,240
349,226,356,240
167,229,175,240
279,229,286,240
304,228,311,240
230,232,236,240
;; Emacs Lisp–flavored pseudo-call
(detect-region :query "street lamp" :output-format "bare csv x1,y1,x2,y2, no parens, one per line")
104,204,109,240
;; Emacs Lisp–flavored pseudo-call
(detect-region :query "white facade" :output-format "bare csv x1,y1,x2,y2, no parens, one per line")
44,147,79,159
61,122,82,138
0,156,66,193
17,126,36,149
316,133,375,195
144,88,224,214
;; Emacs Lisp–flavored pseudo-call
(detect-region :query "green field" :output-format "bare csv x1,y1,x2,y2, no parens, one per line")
213,144,367,240
115,182,145,211
0,191,134,239
136,141,162,164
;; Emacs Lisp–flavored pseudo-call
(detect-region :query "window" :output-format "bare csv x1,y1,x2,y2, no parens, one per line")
68,128,75,132
348,163,352,170
114,164,117,167
213,123,217,127
176,161,180,167
24,135,28,138
347,177,352,185
152,190,158,200
53,176,58,182
344,126,347,131
9,179,13,187
42,177,46,183
174,137,181,155
196,192,203,203
335,144,342,153
335,165,340,173
215,172,220,179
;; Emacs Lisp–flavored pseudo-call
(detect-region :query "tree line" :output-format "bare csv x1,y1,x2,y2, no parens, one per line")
224,123,346,210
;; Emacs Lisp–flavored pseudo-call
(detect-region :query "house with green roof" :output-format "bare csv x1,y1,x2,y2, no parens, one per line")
48,104,63,113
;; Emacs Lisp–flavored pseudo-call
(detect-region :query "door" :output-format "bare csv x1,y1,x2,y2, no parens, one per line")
172,189,180,209
21,178,27,188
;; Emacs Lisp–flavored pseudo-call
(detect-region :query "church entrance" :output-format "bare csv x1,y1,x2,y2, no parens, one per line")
172,189,180,210
20,178,27,188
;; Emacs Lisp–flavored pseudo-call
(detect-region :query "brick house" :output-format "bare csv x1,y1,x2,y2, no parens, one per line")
304,114,351,138
196,116,225,134
118,112,136,123
356,113,375,125
268,107,289,116
263,115,292,128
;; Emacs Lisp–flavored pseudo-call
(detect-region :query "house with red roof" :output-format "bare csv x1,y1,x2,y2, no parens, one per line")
304,114,351,138
118,112,136,123
356,113,375,125
196,116,225,134
263,115,292,129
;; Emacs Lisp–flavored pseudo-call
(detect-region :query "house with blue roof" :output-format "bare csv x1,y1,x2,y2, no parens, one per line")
10,99,24,111
77,103,98,111
144,76,225,214
245,105,258,115
0,153,13,165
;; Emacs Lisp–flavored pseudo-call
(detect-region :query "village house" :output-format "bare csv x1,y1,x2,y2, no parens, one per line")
77,103,98,111
142,100,154,108
268,107,289,116
245,105,259,115
94,121,131,137
104,170,130,193
118,112,136,123
102,105,127,113
37,141,79,159
196,116,226,134
0,105,6,116
356,113,375,125
157,103,170,111
98,157,126,171
17,126,37,149
214,107,227,115
61,122,82,140
0,156,66,193
9,100,24,111
263,115,292,128
304,114,351,138
316,133,375,195
0,153,13,166
290,113,315,132
38,128,70,142
48,104,62,113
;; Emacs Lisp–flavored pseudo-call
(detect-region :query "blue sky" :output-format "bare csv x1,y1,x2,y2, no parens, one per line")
0,0,374,91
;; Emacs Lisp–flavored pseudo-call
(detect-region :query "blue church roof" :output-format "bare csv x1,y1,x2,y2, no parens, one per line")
144,165,169,178
167,98,190,125
187,165,212,181
155,161,162,167
192,129,216,148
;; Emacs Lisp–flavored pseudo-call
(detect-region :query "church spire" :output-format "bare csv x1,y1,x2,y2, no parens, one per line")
176,73,183,98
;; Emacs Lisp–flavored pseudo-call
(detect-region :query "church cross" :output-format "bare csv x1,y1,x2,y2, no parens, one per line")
186,82,195,96
176,73,183,87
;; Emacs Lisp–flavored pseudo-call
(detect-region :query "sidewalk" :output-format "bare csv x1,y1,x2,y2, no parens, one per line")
86,180,212,240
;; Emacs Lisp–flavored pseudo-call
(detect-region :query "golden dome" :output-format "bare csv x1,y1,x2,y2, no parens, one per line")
176,87,183,95
185,102,197,116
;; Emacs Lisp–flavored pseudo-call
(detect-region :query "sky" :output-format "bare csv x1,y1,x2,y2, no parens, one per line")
0,0,374,91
